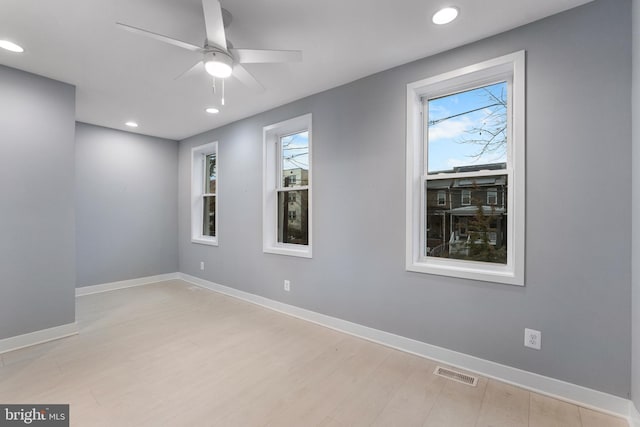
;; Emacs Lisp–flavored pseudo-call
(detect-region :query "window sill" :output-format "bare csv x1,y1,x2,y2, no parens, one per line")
264,244,312,259
406,259,523,286
191,237,218,247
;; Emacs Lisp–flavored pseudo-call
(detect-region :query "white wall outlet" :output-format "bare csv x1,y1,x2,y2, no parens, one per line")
284,280,291,292
200,261,205,271
524,328,541,350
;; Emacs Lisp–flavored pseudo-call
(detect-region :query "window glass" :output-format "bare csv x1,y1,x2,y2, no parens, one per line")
205,154,216,194
425,175,508,264
281,131,309,187
278,190,308,245
428,82,507,175
203,195,216,237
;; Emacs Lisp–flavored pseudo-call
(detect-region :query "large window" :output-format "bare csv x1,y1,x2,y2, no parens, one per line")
406,52,525,285
191,142,218,246
263,114,312,258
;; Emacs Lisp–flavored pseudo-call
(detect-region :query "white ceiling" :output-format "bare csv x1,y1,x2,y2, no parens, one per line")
0,0,592,140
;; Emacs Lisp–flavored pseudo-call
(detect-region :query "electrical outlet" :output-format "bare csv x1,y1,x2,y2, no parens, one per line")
284,280,291,292
200,261,205,271
524,328,541,350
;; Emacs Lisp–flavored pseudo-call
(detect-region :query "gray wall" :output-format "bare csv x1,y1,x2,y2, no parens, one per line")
632,0,640,413
75,123,178,287
178,0,631,397
0,65,76,339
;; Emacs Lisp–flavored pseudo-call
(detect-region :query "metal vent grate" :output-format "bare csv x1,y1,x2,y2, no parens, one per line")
433,366,479,386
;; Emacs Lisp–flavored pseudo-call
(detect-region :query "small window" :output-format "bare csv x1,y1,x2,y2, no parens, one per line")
191,142,218,246
406,51,525,285
487,188,498,205
263,114,312,258
461,190,471,206
437,190,446,206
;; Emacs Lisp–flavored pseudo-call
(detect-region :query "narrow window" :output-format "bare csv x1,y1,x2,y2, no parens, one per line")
487,188,498,205
191,142,218,246
437,190,446,206
202,153,217,237
461,189,472,206
263,114,312,258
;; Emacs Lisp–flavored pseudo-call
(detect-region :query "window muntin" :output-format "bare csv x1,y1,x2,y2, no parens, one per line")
191,142,218,246
405,51,525,285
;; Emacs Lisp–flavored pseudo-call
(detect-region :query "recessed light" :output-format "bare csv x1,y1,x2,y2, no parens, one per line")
0,40,24,53
432,7,459,25
125,121,139,128
205,107,219,114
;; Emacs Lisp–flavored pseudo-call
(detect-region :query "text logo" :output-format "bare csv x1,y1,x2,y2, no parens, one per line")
0,405,68,426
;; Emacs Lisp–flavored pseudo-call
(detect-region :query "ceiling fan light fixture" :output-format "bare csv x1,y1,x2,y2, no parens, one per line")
432,6,459,25
204,52,233,78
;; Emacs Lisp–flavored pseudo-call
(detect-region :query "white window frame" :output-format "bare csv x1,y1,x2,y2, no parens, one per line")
191,141,218,246
263,113,312,258
437,190,446,206
405,51,525,285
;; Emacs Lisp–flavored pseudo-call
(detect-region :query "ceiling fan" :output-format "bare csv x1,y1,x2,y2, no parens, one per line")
116,0,302,94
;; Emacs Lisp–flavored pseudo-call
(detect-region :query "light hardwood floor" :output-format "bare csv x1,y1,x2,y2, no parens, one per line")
0,280,628,426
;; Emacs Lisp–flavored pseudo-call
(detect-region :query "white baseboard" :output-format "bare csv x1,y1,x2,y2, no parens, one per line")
630,402,640,427
0,322,78,355
178,272,631,422
75,273,180,296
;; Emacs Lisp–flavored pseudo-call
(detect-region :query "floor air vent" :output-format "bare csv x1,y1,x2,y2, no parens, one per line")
433,366,479,386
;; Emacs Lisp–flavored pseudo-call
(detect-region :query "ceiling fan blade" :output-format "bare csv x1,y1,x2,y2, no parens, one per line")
174,60,204,80
233,65,265,92
230,48,302,64
116,22,204,53
201,0,227,50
